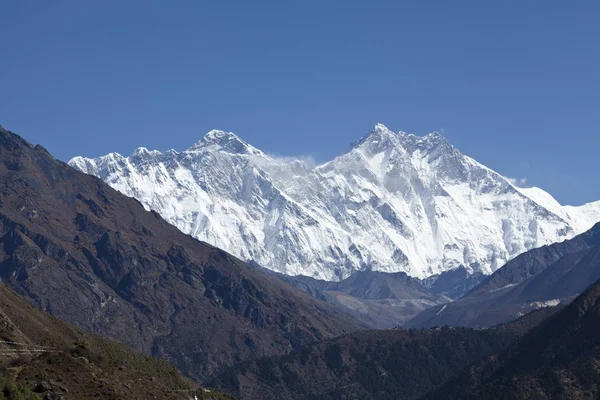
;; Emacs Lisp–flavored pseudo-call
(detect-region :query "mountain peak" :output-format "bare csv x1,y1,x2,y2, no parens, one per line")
425,131,445,140
403,130,448,144
130,147,162,158
371,122,392,133
365,123,395,139
399,131,455,157
188,129,262,155
203,129,242,143
69,124,600,282
347,123,399,153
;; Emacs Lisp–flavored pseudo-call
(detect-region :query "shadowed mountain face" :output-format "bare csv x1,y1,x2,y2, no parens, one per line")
424,266,486,300
207,307,558,400
0,126,363,380
407,223,600,329
425,280,600,399
0,284,232,400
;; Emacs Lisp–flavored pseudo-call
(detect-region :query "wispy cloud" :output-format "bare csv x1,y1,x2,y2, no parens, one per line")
507,176,528,187
265,153,320,168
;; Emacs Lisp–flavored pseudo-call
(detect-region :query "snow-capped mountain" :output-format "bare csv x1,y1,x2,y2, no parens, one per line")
69,124,600,280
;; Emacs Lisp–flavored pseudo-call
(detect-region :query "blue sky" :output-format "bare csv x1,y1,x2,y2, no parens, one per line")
1,1,598,205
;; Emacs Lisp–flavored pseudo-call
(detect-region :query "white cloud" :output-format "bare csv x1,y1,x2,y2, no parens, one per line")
266,153,319,168
507,176,528,187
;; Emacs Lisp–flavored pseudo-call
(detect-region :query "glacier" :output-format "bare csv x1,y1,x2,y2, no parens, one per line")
69,124,600,280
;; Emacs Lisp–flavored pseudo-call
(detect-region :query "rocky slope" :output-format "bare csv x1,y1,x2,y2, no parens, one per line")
70,124,600,280
0,125,363,381
407,222,600,328
0,284,232,400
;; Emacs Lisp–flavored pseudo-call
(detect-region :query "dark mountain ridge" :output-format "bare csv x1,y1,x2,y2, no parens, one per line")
0,125,363,380
424,266,486,299
407,223,600,328
255,267,449,328
207,306,559,400
424,279,600,399
257,265,486,329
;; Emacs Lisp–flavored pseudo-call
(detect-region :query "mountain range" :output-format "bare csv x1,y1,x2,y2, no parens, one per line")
425,279,600,399
69,124,600,281
1,122,600,400
407,221,600,328
207,300,561,399
257,267,451,328
0,125,362,383
207,278,600,399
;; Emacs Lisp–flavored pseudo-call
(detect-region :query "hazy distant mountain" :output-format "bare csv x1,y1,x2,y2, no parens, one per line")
258,268,450,328
70,124,600,280
424,266,487,299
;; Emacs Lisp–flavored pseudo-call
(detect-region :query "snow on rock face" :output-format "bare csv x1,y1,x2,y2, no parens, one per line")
68,124,600,280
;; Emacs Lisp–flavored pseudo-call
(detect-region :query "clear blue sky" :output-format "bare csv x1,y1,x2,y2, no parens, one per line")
1,1,598,205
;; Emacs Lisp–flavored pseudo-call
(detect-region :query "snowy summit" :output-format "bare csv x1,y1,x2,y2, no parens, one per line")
69,124,600,280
